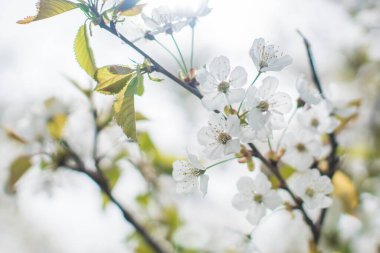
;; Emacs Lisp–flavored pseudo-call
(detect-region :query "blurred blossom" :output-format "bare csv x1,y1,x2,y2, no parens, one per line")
295,75,322,105
249,38,292,73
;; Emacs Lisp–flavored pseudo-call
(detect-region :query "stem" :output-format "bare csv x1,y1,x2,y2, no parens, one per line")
237,72,261,115
297,30,339,244
99,21,202,99
276,107,298,152
190,26,195,69
170,33,188,74
154,38,186,74
206,156,238,170
61,141,167,253
247,143,319,242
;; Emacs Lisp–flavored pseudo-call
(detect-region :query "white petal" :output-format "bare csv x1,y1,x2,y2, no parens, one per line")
261,55,293,72
197,69,218,92
229,66,247,88
208,112,227,132
269,92,293,114
200,174,209,196
172,160,192,181
187,152,204,171
253,172,271,195
197,127,216,146
249,38,265,72
263,190,282,209
226,89,245,104
232,193,252,210
244,86,260,110
204,143,224,160
201,92,227,111
176,178,198,194
248,108,268,130
268,113,286,130
246,203,266,225
224,139,240,155
226,115,240,137
236,176,255,194
209,56,231,81
259,76,279,99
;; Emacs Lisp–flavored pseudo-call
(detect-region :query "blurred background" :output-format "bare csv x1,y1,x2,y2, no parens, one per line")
1,0,380,252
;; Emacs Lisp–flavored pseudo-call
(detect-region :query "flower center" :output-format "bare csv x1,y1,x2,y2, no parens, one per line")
254,194,263,203
217,132,232,144
305,187,315,198
218,81,230,93
257,101,269,112
311,118,319,128
296,143,307,153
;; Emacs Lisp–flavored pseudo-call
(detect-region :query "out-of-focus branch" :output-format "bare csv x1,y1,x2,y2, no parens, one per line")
297,30,340,244
60,140,168,253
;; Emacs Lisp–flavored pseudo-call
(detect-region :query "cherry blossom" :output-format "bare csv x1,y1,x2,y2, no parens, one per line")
295,75,322,105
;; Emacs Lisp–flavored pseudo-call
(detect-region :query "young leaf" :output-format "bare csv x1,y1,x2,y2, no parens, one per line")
47,113,68,140
95,65,135,95
113,88,137,141
17,0,78,24
74,24,97,78
5,155,32,194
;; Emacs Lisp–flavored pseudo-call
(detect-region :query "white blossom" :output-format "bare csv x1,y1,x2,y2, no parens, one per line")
198,113,241,160
175,0,212,27
249,38,293,73
198,56,247,111
281,131,322,171
293,169,333,209
245,76,292,132
172,152,209,195
232,173,282,225
295,75,322,105
297,102,339,134
141,6,187,35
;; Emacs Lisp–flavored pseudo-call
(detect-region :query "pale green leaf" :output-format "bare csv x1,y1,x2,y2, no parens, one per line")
95,65,134,95
74,24,96,78
113,88,137,141
6,155,32,194
17,0,78,24
47,113,68,140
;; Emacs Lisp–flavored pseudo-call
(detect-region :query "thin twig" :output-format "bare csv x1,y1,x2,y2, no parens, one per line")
297,30,340,244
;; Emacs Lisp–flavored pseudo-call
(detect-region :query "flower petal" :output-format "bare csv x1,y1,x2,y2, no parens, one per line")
232,193,251,210
172,160,192,181
229,66,247,88
246,203,266,225
259,76,279,99
200,174,209,196
224,138,240,155
226,115,240,137
226,89,245,104
236,176,255,194
197,69,218,92
269,92,292,114
261,55,293,72
209,56,231,82
176,178,198,194
201,92,226,111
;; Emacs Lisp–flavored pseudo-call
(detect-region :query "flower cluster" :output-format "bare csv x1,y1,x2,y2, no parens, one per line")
171,37,337,227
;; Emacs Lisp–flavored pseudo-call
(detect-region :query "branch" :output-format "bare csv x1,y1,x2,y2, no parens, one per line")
297,30,340,244
98,21,203,99
96,21,321,244
61,141,168,253
248,143,318,241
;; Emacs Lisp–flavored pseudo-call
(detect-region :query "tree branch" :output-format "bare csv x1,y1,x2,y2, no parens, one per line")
297,30,340,244
61,140,168,253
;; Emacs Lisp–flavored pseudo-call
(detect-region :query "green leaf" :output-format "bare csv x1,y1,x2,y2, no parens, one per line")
148,73,164,82
74,24,97,78
47,113,68,140
95,65,135,95
113,87,137,141
6,155,33,194
17,0,78,24
125,74,142,97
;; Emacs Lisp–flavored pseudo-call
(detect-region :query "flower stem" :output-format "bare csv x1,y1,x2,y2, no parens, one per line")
237,72,261,115
170,33,189,74
276,107,298,152
190,26,195,69
206,156,238,170
154,38,186,74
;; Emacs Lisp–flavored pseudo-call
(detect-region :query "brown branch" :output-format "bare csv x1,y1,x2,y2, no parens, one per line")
297,30,340,244
61,140,168,253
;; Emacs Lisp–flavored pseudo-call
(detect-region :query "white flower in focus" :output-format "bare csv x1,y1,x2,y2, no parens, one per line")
282,131,321,171
249,38,293,73
245,76,292,131
232,173,282,225
295,75,322,105
198,56,247,111
141,6,187,35
240,124,272,143
293,169,333,209
297,102,339,134
198,113,241,159
172,152,209,195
